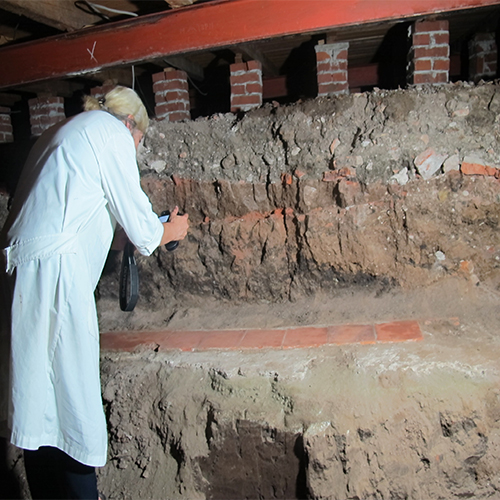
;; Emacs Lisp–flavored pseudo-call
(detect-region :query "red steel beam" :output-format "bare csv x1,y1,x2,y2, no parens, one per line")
0,0,499,89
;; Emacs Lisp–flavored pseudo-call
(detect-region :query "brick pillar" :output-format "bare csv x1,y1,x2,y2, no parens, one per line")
0,107,13,143
315,42,349,97
469,33,497,82
408,20,450,85
28,96,65,137
90,81,117,100
153,68,191,122
230,60,263,112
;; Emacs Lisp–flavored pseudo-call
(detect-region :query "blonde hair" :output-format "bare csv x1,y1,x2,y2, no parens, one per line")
83,86,149,133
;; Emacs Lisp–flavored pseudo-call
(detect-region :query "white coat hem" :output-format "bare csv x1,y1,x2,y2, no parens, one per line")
10,431,107,467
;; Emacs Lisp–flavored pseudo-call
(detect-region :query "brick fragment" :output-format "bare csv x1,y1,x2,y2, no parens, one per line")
461,158,498,176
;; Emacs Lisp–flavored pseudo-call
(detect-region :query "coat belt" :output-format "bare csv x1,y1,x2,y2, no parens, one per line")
2,233,78,274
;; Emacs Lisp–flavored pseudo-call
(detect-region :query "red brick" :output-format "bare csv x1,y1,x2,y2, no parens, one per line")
317,73,333,85
433,59,450,71
330,71,348,82
315,51,330,62
318,81,348,94
282,327,328,349
152,71,166,83
375,320,423,342
230,61,247,73
165,90,190,101
39,115,62,126
154,92,165,104
162,330,205,351
167,78,189,91
433,72,449,83
165,100,190,112
156,100,188,114
414,59,432,71
412,73,444,84
246,60,262,71
153,80,169,93
414,20,448,33
329,61,347,72
34,96,63,106
239,329,284,349
432,32,449,45
0,106,10,114
99,331,170,352
167,111,190,122
316,61,332,73
327,324,376,344
461,161,497,176
334,49,348,61
230,72,259,85
414,46,449,59
155,103,169,116
0,132,13,143
412,33,431,46
231,94,261,106
197,330,246,350
246,82,263,94
230,84,246,96
160,69,187,81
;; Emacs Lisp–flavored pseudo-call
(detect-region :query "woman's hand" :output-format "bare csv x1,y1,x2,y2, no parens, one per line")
160,206,189,246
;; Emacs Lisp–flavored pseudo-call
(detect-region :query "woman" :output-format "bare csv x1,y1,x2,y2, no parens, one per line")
0,86,189,499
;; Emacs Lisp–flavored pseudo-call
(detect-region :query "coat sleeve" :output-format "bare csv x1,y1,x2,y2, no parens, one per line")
97,132,164,256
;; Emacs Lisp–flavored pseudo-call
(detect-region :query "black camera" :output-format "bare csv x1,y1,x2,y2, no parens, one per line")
159,210,179,251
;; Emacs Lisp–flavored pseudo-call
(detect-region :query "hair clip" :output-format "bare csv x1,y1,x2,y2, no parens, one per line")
98,97,105,106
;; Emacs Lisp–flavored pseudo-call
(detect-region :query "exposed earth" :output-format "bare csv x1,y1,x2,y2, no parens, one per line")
1,81,500,499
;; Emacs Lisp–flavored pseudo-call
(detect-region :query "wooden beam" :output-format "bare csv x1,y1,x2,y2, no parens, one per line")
15,79,85,97
0,92,23,107
263,76,287,99
263,64,381,99
0,0,101,32
163,55,205,81
348,64,379,88
0,0,499,89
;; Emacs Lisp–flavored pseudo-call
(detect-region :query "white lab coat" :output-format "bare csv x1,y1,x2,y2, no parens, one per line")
0,110,164,467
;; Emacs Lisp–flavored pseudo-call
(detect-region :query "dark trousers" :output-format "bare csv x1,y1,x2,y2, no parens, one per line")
24,446,98,500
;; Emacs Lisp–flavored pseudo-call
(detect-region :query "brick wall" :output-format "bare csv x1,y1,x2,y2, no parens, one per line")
0,107,13,143
408,20,450,85
469,33,497,82
230,60,263,112
153,69,191,122
28,97,66,136
315,42,349,97
90,82,117,100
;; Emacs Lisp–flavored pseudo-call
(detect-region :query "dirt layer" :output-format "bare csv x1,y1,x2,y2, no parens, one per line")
94,277,500,500
1,82,500,499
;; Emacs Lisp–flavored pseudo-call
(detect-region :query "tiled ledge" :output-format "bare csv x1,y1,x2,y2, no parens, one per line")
100,320,423,353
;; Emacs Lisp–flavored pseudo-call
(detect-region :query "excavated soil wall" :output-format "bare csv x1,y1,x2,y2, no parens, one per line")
96,82,500,332
2,82,500,499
